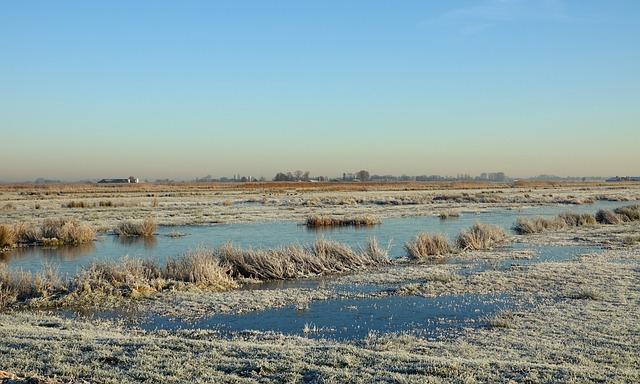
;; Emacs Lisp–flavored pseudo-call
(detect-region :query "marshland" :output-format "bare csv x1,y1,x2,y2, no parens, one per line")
1,182,639,382
3,1,640,382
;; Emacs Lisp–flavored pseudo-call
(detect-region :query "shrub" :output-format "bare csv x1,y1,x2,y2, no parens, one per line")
456,223,507,251
405,233,451,259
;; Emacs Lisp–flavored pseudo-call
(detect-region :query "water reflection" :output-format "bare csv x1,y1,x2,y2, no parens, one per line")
115,235,157,249
0,242,96,263
2,199,635,275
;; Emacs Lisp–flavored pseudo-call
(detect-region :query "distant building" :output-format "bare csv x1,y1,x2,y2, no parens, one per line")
606,176,640,182
98,176,139,184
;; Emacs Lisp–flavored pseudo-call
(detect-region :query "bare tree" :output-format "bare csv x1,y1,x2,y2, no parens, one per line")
356,170,370,182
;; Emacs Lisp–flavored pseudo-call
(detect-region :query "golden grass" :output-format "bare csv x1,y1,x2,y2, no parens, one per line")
456,223,507,251
0,219,95,246
0,224,16,248
514,212,597,235
164,249,237,290
614,205,640,222
305,215,381,228
405,233,451,259
218,238,389,280
438,210,460,220
115,217,157,237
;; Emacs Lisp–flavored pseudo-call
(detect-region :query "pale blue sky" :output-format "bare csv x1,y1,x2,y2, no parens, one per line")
1,0,638,181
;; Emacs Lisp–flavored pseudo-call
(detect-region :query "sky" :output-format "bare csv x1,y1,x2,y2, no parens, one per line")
1,0,639,181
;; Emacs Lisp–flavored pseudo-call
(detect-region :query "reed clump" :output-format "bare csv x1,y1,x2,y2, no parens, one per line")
0,263,64,307
305,215,381,228
1,219,95,246
513,212,596,235
614,205,640,222
164,249,237,290
218,238,388,280
115,217,157,237
438,210,460,220
0,225,16,249
595,210,621,224
456,223,507,251
405,233,451,259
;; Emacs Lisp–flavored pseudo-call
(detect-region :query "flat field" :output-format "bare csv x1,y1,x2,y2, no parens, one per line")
0,182,639,383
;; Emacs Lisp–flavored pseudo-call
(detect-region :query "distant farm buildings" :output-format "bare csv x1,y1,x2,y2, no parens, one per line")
98,176,139,184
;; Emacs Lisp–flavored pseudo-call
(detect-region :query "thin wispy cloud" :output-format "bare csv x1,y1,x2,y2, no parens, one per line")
423,0,577,36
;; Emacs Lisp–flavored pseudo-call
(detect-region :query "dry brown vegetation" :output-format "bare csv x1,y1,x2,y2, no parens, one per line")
438,210,460,219
0,219,95,249
614,204,640,221
513,212,596,235
115,217,157,237
63,200,119,208
405,233,451,259
0,238,389,307
1,249,237,308
305,215,381,228
456,223,507,251
596,205,640,225
218,238,389,280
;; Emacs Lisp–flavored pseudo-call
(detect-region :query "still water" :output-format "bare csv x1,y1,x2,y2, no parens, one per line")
2,200,630,275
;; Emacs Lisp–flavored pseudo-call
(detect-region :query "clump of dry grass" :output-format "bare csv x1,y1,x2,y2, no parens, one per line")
115,217,157,237
456,223,507,251
0,263,64,307
595,210,621,224
438,210,460,220
614,205,640,222
1,219,95,246
72,258,163,298
43,218,95,245
512,217,566,235
218,238,389,280
0,224,16,249
63,200,89,208
305,215,381,228
557,212,597,227
405,233,451,259
67,251,236,302
12,222,42,244
513,213,596,235
164,249,237,290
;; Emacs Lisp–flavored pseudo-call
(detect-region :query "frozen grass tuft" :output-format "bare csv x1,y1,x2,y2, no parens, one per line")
0,224,16,248
513,213,595,235
115,217,157,237
614,205,640,222
438,210,460,220
405,233,451,259
595,210,621,224
305,215,381,228
456,223,507,251
218,238,389,280
164,248,237,290
1,219,95,246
